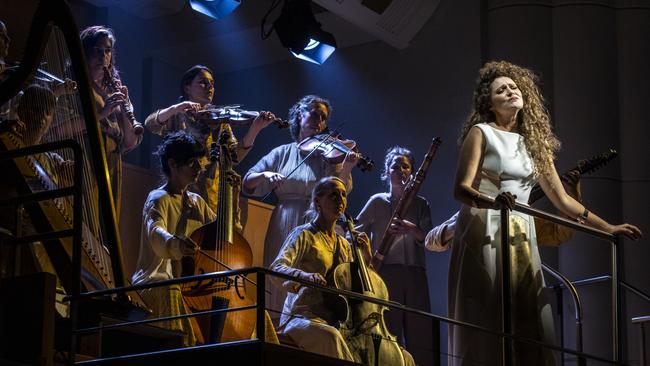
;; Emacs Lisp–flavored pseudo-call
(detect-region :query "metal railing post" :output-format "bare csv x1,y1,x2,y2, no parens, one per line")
631,316,649,366
68,141,83,366
611,237,621,363
256,269,266,343
500,206,512,366
554,286,565,366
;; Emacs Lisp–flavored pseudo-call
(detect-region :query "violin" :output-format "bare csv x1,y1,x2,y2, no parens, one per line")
194,105,289,129
298,133,374,172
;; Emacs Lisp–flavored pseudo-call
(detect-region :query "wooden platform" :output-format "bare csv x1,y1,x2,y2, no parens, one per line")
75,340,361,366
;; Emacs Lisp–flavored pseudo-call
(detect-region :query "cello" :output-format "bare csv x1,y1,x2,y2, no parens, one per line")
181,122,257,343
330,213,406,366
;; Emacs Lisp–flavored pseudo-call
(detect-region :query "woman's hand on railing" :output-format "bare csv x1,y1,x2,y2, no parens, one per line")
493,192,517,210
608,223,643,241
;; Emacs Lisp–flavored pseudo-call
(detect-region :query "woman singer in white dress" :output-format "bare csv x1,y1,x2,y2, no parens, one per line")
449,61,642,366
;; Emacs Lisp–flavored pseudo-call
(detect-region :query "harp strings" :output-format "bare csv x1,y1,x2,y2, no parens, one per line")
36,27,114,284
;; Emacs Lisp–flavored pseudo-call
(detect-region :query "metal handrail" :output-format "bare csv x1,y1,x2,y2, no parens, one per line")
0,139,81,161
542,262,584,354
60,193,640,365
0,139,83,366
501,202,622,365
544,265,650,366
550,274,649,303
67,266,626,365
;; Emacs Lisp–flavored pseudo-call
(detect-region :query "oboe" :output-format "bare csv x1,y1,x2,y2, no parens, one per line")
101,66,144,135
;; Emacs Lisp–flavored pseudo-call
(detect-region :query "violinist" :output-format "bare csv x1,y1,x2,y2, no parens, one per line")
269,176,364,361
81,25,142,220
144,65,275,222
242,95,359,315
355,146,433,366
132,131,213,347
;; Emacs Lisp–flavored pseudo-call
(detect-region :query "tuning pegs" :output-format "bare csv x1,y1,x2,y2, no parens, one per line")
359,157,374,172
210,142,219,162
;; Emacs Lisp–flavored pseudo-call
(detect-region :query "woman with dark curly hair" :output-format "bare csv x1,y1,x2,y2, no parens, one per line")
132,131,211,346
449,61,642,365
243,95,359,315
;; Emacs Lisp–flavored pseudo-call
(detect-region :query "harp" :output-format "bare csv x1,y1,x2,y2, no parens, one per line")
0,0,144,316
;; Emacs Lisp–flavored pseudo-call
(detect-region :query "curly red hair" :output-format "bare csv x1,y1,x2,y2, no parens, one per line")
459,61,560,178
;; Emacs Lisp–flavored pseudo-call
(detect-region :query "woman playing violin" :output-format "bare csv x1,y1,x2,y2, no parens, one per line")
269,176,366,361
242,95,359,315
144,65,276,214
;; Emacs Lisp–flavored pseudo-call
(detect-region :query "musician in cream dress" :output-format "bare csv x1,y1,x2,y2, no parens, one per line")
272,176,415,365
243,95,358,316
0,85,71,279
144,65,275,215
132,132,213,346
355,146,433,365
81,25,142,220
449,61,642,365
270,177,361,361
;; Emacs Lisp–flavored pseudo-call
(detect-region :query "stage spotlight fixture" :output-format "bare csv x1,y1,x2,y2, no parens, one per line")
188,0,241,20
272,0,337,64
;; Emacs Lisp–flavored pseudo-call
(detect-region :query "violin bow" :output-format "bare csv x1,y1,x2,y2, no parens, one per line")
173,234,257,287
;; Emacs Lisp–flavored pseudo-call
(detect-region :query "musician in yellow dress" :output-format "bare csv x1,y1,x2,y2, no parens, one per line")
270,176,362,361
144,65,275,216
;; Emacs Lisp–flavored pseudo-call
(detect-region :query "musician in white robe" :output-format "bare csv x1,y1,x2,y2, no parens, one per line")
132,131,212,346
270,176,358,361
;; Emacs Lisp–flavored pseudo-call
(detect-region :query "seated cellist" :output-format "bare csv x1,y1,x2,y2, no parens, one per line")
270,176,359,360
132,131,278,346
270,176,415,365
132,131,212,346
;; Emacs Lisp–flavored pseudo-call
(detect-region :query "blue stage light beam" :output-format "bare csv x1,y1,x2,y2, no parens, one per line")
189,0,241,20
291,38,336,65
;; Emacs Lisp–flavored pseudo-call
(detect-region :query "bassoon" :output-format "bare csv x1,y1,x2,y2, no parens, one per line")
370,137,442,270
